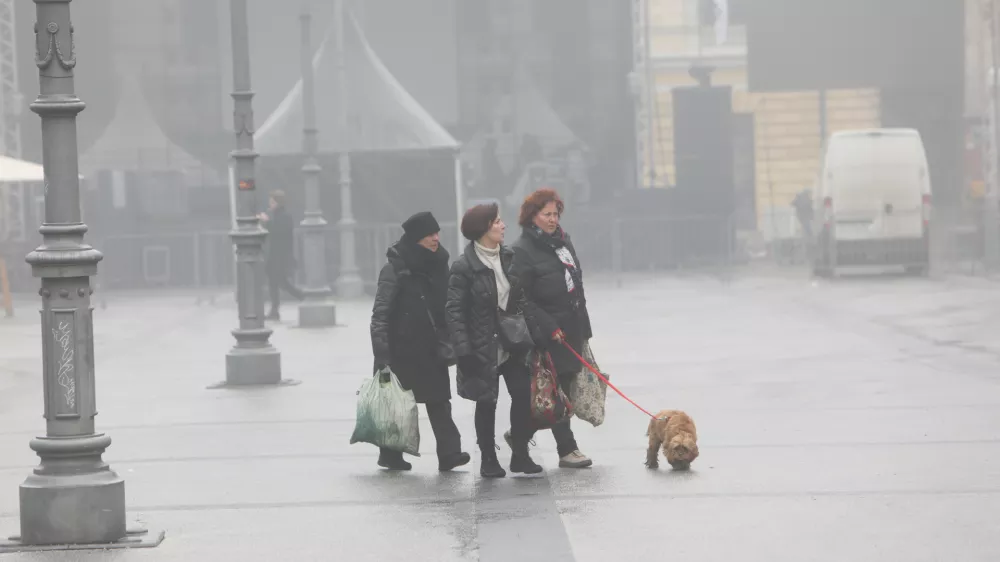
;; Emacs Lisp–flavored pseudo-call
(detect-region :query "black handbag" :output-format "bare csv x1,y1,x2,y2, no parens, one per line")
497,309,534,354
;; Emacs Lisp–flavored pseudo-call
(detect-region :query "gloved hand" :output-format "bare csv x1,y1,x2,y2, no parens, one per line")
373,362,388,375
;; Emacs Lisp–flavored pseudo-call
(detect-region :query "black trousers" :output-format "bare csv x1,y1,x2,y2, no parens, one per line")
266,268,303,312
475,361,580,457
381,400,462,459
549,371,580,457
474,358,535,449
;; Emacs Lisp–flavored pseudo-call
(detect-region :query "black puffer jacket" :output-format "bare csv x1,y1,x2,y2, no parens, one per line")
446,243,543,402
370,240,452,404
512,227,593,375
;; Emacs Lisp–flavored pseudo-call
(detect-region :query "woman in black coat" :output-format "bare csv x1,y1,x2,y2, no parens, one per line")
370,212,470,472
446,203,544,478
511,188,594,469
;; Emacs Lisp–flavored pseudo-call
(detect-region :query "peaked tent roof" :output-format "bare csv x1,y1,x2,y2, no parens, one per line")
257,9,458,156
80,73,221,184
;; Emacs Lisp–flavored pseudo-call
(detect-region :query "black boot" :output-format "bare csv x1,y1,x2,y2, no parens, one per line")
504,431,543,474
438,451,472,472
480,445,506,479
377,449,412,471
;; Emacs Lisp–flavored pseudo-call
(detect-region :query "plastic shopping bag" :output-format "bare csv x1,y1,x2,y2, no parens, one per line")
568,341,608,427
349,368,421,456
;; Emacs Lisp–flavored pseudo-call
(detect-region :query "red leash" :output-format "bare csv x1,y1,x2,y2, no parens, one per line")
561,341,657,419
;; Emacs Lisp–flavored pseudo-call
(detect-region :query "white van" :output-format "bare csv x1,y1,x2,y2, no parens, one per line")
812,128,932,276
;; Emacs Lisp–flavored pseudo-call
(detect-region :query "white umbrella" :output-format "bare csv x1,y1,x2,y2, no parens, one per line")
0,154,85,182
0,154,46,183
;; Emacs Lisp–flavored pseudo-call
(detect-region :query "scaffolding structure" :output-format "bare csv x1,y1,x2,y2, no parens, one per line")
0,0,25,243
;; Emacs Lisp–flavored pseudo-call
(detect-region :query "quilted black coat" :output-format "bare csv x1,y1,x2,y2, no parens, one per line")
511,228,593,376
446,243,543,402
370,240,452,403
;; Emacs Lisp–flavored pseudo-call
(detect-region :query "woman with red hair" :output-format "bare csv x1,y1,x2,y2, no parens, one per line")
511,188,594,469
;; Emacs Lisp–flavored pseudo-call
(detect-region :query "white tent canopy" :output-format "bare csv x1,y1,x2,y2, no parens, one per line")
257,8,458,155
0,155,46,183
80,73,222,185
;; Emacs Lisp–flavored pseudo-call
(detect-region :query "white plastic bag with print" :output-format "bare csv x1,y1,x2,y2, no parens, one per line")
568,341,608,427
350,367,421,456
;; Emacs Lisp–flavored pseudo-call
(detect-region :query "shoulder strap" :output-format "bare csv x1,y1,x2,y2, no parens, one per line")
416,286,439,332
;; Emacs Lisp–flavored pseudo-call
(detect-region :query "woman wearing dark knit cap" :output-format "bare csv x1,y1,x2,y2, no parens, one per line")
446,203,543,477
370,211,470,472
511,188,594,469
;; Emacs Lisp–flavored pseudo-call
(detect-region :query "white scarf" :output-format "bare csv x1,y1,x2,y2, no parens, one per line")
474,241,510,311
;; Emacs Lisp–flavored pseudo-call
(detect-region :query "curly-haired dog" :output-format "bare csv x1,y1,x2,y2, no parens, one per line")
645,410,699,470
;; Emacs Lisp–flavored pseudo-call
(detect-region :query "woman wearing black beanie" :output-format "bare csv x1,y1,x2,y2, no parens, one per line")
370,211,470,472
446,203,544,477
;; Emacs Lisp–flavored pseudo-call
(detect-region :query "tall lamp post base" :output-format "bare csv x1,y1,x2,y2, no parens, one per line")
17,465,124,546
298,299,336,327
0,528,165,553
335,274,365,300
224,345,282,386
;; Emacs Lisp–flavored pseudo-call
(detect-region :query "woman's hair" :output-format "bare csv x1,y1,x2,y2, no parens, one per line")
461,202,499,241
518,188,564,228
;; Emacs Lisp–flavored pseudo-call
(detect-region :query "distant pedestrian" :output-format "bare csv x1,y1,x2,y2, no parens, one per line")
370,212,471,472
447,203,543,478
259,190,303,320
791,188,815,264
512,188,594,469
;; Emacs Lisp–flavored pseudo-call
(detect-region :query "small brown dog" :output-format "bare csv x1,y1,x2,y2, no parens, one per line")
645,410,699,470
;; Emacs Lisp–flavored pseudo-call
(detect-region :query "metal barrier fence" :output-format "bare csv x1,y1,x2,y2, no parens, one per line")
92,221,463,295
96,231,234,292
294,221,461,293
89,215,737,294
44,206,1000,297
561,213,736,278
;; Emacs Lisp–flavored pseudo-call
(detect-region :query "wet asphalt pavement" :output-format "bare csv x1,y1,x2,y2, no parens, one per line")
2,270,1000,560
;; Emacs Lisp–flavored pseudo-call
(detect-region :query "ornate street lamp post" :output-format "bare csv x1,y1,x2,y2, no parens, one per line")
0,0,162,551
297,5,337,327
225,0,282,384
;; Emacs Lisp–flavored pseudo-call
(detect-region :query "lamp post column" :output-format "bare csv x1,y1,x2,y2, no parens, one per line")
332,0,364,299
10,0,147,549
297,5,337,327
225,0,282,384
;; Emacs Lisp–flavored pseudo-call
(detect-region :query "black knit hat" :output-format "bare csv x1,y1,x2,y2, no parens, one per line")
401,211,440,241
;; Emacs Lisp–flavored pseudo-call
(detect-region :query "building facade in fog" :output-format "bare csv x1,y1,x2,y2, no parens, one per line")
638,0,879,238
453,0,634,206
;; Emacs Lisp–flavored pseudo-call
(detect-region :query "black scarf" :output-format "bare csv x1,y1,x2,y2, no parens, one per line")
391,239,450,323
528,226,584,308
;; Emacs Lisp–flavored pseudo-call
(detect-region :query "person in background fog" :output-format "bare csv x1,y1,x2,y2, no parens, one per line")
512,188,594,469
791,188,815,264
258,190,303,321
447,203,543,478
370,212,471,472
